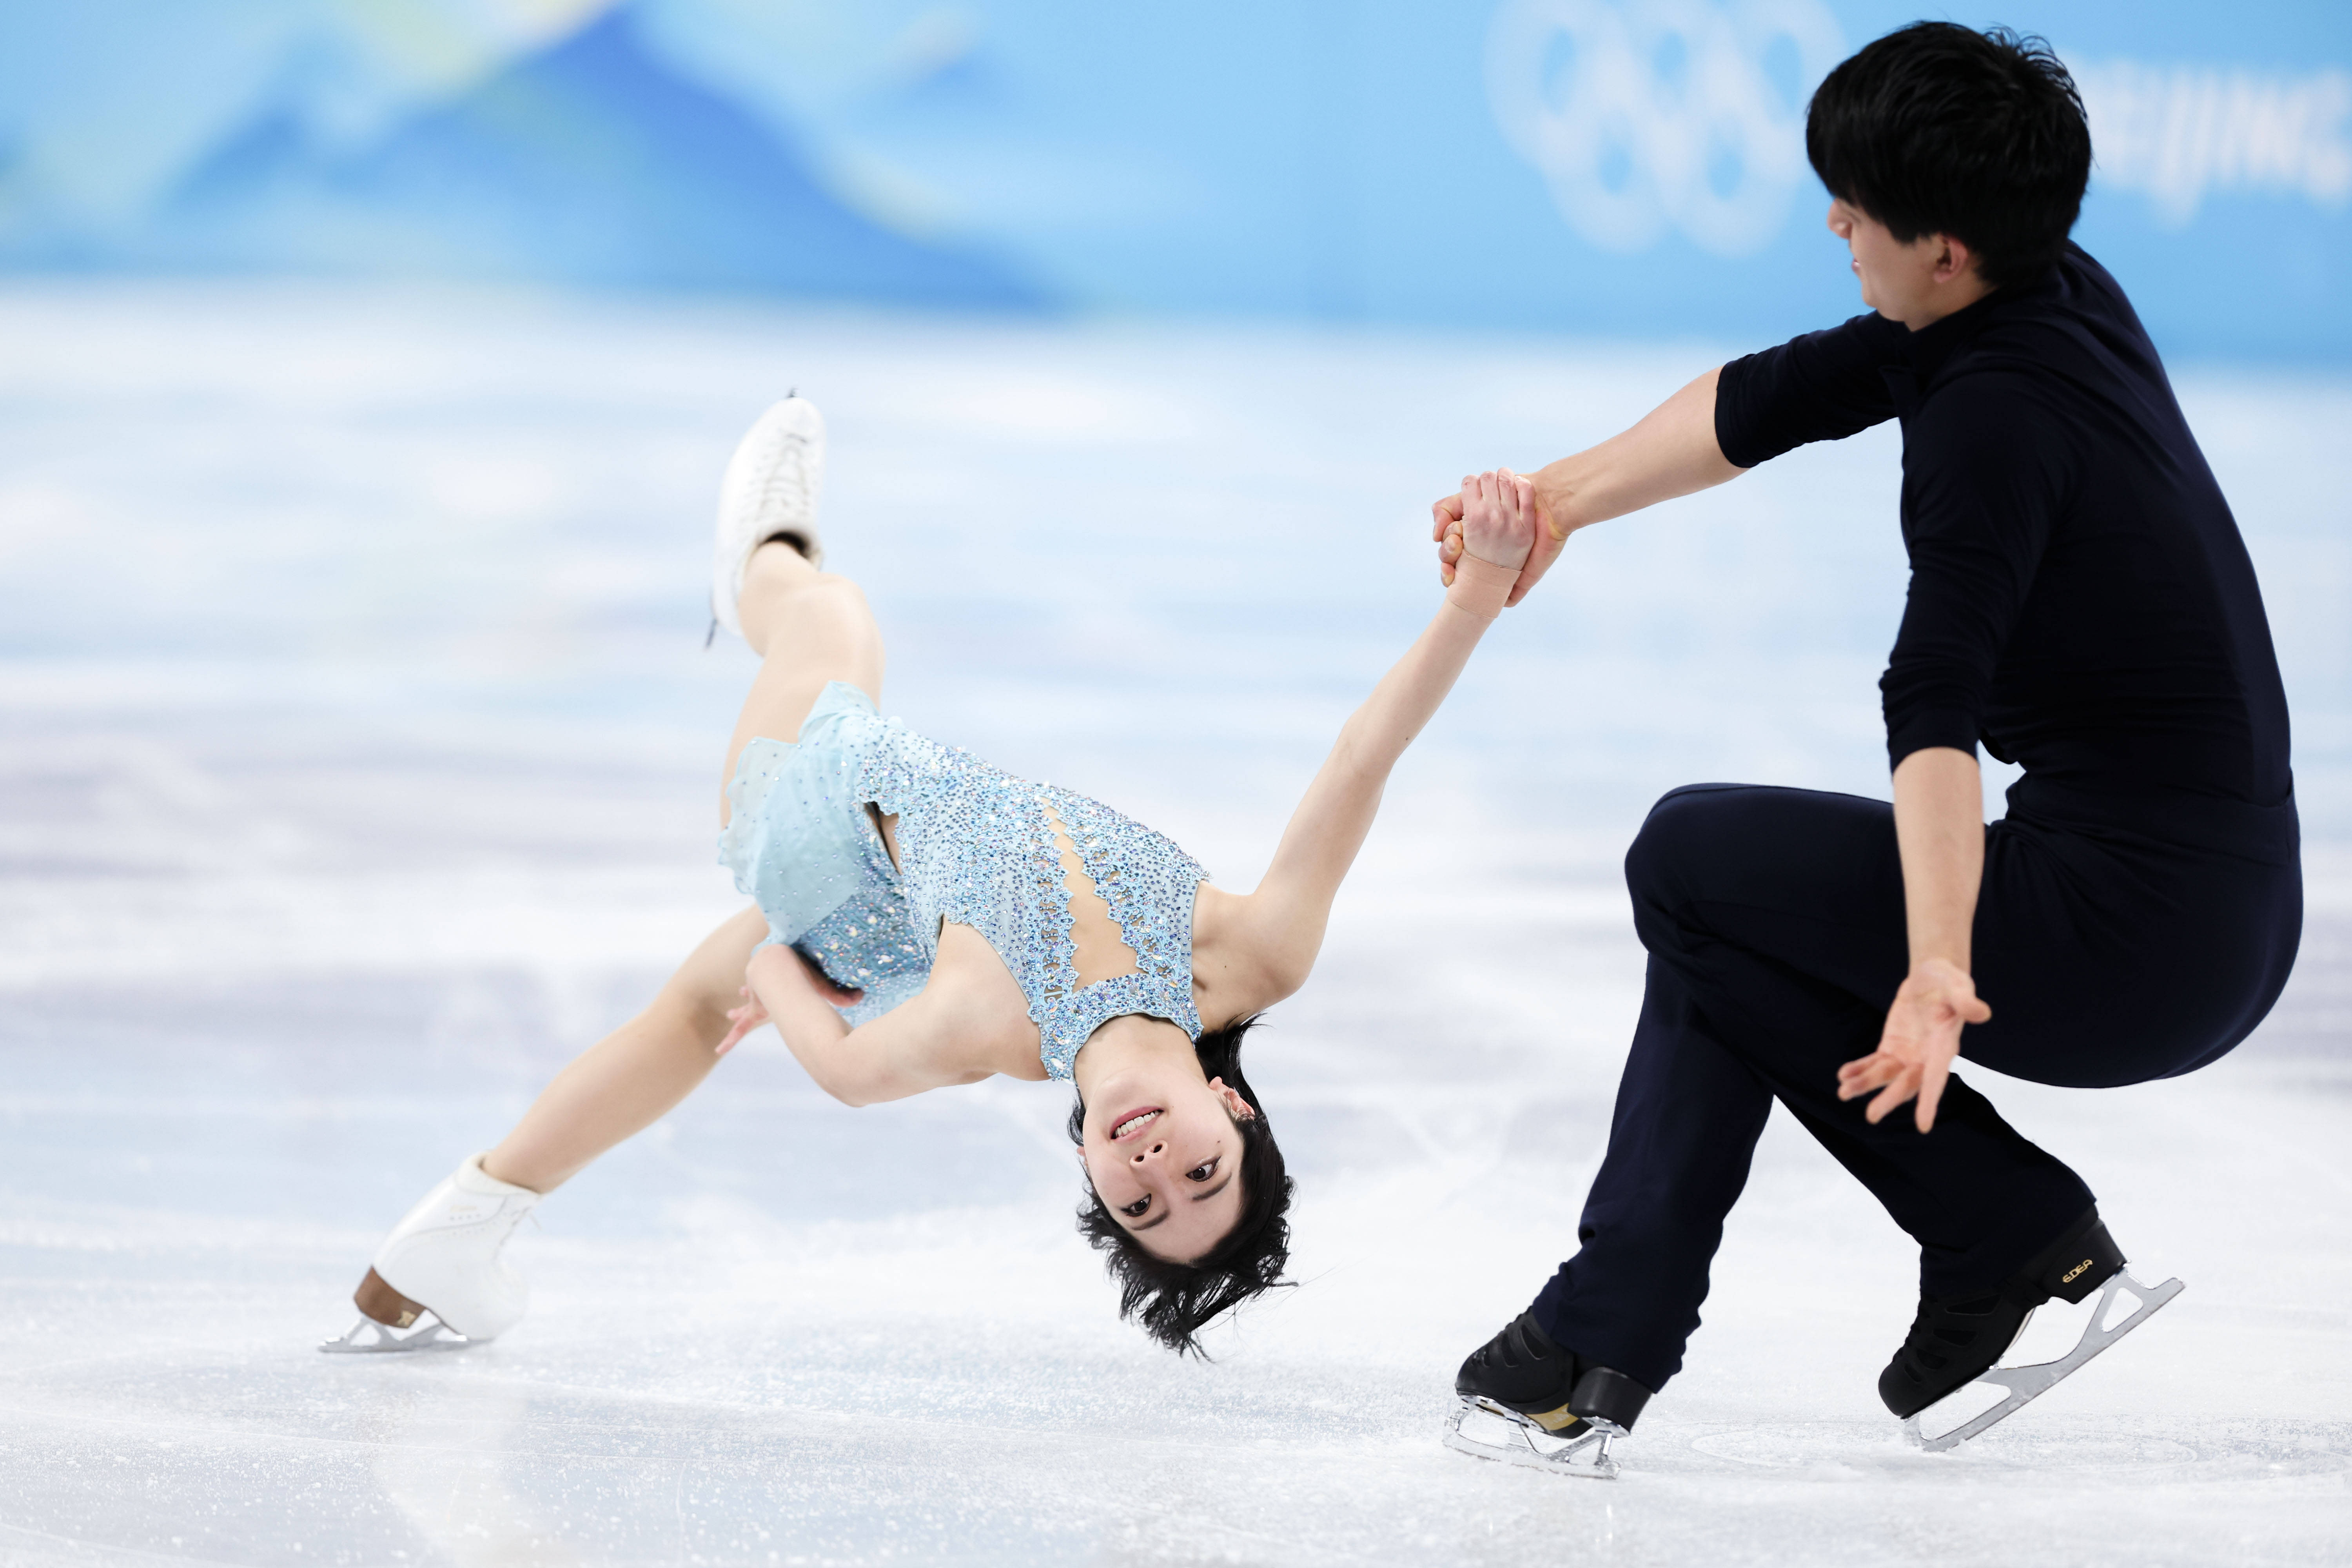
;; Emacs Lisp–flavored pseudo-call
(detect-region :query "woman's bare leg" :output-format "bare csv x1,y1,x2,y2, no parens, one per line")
482,543,889,1192
722,541,887,821
482,905,765,1191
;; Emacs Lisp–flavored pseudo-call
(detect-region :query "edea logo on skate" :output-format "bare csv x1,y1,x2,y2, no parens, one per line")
1485,0,1846,257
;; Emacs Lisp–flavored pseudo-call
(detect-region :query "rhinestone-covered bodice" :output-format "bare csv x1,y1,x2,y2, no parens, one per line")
719,683,1207,1080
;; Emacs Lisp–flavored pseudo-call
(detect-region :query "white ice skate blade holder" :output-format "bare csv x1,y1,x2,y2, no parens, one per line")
1443,1396,1624,1480
1903,1270,2185,1453
317,1310,476,1355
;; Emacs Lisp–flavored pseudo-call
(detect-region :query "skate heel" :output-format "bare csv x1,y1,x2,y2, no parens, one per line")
320,1272,476,1354
1570,1365,1652,1431
2033,1216,2127,1305
354,1267,428,1329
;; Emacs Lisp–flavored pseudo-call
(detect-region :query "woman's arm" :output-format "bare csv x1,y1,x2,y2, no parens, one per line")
1835,745,1992,1132
1214,471,1537,1008
722,944,975,1107
1433,367,1742,606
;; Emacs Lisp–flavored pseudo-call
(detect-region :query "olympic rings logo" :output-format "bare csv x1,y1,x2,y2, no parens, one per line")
1487,0,1846,257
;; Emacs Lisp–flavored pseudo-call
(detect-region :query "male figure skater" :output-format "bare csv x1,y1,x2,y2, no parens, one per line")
1434,22,2301,1474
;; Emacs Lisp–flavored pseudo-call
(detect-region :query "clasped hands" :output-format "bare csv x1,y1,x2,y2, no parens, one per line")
1433,469,1566,604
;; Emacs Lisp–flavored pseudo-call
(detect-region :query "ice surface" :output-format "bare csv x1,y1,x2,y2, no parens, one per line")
0,280,2347,1566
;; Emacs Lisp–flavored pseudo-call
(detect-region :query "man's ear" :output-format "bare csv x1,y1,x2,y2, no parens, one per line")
1933,233,1977,284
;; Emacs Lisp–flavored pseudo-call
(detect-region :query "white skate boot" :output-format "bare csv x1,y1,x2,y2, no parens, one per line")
319,1154,540,1354
710,396,826,643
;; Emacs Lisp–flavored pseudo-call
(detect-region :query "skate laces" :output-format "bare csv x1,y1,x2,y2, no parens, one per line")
748,429,814,536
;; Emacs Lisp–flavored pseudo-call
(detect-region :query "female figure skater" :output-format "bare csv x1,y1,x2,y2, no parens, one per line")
324,397,1536,1357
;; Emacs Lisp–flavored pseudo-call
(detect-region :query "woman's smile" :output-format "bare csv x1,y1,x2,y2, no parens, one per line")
1109,1107,1164,1141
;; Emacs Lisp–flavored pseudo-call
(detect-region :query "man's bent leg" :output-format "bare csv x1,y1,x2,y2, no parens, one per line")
1521,785,2096,1390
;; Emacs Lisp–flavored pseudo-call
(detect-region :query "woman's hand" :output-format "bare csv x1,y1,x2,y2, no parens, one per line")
716,945,864,1056
715,986,769,1056
1454,468,1537,570
1434,470,1563,603
1836,957,1991,1132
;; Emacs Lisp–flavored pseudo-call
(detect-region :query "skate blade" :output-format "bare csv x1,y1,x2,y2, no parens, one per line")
1903,1270,2185,1453
1443,1396,1622,1479
317,1310,478,1354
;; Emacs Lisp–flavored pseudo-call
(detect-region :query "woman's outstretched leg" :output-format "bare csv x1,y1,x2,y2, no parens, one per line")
323,904,774,1351
480,903,768,1192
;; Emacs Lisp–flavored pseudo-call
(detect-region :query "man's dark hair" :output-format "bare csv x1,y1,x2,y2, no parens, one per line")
1806,22,2091,287
1068,1014,1293,1357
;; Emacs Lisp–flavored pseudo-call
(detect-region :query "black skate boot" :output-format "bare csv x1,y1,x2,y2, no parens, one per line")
1443,1311,1653,1479
1882,1205,2184,1451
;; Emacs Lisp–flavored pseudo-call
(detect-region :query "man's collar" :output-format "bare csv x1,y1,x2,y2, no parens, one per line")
1895,262,2062,381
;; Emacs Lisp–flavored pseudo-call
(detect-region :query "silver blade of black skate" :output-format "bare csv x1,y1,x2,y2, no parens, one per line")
1442,1396,1621,1479
317,1311,475,1354
1904,1271,2185,1452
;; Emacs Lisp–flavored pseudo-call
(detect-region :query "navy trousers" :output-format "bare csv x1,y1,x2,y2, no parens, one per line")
1530,780,2301,1394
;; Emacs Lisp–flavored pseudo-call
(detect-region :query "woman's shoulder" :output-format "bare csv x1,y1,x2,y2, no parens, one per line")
1187,883,1301,1022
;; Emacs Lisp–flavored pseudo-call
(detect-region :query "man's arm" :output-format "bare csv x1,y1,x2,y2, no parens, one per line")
1437,315,1907,605
1836,745,1992,1132
1434,367,1742,604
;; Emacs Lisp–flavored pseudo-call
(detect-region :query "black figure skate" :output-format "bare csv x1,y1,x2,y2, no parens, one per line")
1884,1205,2184,1452
1444,1311,1653,1479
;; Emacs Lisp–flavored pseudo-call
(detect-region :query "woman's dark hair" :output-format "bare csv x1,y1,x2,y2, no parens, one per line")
1067,1014,1294,1357
1805,22,2091,287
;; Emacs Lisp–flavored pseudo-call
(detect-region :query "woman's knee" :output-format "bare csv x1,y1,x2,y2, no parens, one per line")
742,575,878,664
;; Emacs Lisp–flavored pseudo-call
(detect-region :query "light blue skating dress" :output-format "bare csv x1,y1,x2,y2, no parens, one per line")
717,682,1208,1080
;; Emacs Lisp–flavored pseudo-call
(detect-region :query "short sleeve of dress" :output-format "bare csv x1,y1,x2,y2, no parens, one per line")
1714,312,1906,469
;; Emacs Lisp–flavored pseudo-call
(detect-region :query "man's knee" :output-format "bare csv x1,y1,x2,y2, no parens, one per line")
1624,784,1749,907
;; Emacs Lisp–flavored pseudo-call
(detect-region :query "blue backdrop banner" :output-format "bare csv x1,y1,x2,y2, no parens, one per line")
2,1,2345,359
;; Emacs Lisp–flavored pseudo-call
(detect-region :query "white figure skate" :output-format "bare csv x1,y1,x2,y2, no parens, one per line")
319,1154,540,1354
710,395,827,643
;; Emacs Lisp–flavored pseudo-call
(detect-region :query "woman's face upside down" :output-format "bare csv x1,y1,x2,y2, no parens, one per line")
1076,1017,1254,1264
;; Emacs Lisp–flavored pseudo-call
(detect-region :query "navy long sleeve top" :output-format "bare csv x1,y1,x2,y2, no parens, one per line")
1714,244,2292,840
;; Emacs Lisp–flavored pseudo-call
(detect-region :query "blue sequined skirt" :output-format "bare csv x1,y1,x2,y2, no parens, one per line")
717,682,927,1025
